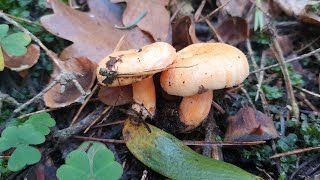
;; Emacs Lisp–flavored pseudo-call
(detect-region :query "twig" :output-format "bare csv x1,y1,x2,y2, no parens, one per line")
255,51,266,101
194,0,206,22
13,80,58,114
294,36,320,54
84,106,112,133
240,86,256,110
294,86,320,98
270,146,320,159
0,91,20,107
211,100,225,114
266,25,299,118
204,18,224,43
54,105,104,142
198,0,231,22
4,13,42,26
70,84,99,126
250,47,320,74
170,2,186,22
93,120,125,128
73,135,266,146
296,92,318,112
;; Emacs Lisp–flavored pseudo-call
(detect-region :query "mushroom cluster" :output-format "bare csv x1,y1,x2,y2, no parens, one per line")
96,42,250,132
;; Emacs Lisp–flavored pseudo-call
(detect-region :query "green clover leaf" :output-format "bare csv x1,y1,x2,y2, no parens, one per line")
8,144,41,171
57,141,123,180
1,32,31,56
24,112,56,136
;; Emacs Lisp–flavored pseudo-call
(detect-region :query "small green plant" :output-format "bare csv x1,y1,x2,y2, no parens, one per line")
0,112,55,172
57,141,123,180
261,85,284,100
254,0,264,31
0,24,31,71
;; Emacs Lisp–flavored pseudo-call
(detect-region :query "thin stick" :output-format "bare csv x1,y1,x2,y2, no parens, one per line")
198,0,231,22
240,86,256,110
270,146,320,159
250,47,320,74
84,106,111,133
70,84,99,126
73,135,266,146
266,25,299,118
5,13,42,26
211,100,225,114
204,18,224,43
194,0,206,22
295,86,320,98
93,120,125,128
170,2,186,22
13,80,58,113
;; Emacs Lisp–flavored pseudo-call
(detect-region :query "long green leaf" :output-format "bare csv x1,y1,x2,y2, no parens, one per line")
123,120,262,180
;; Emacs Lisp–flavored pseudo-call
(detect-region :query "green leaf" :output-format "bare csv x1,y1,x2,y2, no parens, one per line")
24,112,56,135
123,120,261,180
1,32,31,56
7,144,41,171
0,24,9,40
0,124,45,152
0,47,4,71
57,141,123,180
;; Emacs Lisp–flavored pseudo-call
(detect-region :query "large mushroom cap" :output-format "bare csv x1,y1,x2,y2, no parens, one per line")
160,43,249,96
97,42,176,87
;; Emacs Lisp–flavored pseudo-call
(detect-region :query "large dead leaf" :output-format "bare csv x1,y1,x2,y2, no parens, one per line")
216,17,249,45
300,3,320,26
4,44,40,71
217,0,252,17
41,0,153,63
274,0,310,17
43,57,96,108
111,0,171,42
98,85,133,106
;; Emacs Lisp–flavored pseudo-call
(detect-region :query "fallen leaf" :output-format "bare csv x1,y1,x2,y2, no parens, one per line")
274,0,310,17
43,57,96,108
98,85,133,106
172,16,201,50
4,44,40,71
217,0,252,17
216,17,249,45
169,0,194,19
41,0,153,63
225,105,279,142
300,3,320,26
111,0,171,42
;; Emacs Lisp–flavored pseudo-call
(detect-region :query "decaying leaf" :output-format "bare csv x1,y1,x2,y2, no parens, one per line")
169,0,194,19
43,57,96,108
265,36,293,57
216,17,249,45
41,0,152,63
111,0,171,42
300,3,320,26
225,105,279,142
4,44,40,71
172,16,201,50
217,0,252,17
274,0,310,17
98,85,133,106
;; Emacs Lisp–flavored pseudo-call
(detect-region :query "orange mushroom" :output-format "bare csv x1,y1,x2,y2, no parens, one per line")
160,43,249,131
97,42,176,119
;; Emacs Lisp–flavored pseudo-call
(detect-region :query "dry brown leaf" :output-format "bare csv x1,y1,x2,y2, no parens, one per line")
274,0,310,17
216,17,249,45
172,16,201,50
41,0,153,63
300,3,320,26
98,85,133,106
225,105,279,142
43,57,96,108
266,36,294,57
217,0,252,17
111,0,171,42
4,44,40,71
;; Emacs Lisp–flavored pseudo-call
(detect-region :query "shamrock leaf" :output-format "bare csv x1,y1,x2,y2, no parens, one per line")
0,24,9,40
1,32,31,56
7,144,41,171
57,141,123,180
24,112,56,135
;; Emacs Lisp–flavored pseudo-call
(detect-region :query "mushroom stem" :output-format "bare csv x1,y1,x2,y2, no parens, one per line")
179,91,213,132
131,77,156,119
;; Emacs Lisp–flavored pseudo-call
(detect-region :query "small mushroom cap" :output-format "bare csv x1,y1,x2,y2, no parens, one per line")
160,43,249,96
97,42,176,87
